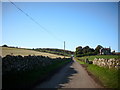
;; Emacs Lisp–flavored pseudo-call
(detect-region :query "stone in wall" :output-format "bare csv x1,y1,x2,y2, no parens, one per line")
93,58,120,69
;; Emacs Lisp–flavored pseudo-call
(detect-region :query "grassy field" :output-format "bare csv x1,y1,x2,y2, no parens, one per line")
1,47,69,58
76,59,119,88
77,55,119,61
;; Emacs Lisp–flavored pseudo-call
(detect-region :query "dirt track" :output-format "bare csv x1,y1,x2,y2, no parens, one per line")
35,58,103,88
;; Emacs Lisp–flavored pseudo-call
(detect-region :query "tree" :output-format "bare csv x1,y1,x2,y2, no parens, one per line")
82,46,90,53
2,44,8,47
75,45,97,57
89,48,95,52
75,46,83,56
95,45,103,54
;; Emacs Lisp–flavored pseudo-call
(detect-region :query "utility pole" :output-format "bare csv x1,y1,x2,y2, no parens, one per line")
64,41,65,58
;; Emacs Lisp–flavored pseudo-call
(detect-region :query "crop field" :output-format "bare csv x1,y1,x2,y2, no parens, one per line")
1,47,69,58
77,55,119,61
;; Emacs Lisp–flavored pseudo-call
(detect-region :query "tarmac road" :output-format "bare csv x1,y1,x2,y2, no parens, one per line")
35,58,102,88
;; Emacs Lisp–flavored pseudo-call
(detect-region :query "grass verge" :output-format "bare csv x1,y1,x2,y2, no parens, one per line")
76,58,119,88
87,64,119,88
76,59,85,64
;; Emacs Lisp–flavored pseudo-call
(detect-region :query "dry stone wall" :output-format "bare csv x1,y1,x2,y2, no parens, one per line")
93,58,120,69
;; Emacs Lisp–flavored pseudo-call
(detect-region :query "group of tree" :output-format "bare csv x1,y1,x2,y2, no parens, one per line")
2,44,19,48
2,44,8,47
75,45,103,57
33,48,74,57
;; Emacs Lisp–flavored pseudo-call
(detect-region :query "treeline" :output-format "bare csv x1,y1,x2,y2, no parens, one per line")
2,55,72,88
2,44,25,49
75,45,103,57
33,48,74,57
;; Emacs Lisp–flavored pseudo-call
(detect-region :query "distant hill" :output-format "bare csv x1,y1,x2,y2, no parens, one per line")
1,47,70,58
33,48,74,57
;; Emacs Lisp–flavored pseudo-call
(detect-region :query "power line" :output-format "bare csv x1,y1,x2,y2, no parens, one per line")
8,0,63,43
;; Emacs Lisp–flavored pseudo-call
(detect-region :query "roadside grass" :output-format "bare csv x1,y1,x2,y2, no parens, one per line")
3,59,71,88
77,55,119,61
76,59,85,64
87,64,118,88
76,58,119,88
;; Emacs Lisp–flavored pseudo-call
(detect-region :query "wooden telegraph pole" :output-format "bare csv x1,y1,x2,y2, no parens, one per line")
64,41,65,58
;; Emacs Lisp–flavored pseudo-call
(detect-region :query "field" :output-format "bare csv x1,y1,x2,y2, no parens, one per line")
77,55,119,61
1,47,69,58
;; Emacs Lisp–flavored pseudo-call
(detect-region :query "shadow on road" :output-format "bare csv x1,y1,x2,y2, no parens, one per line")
34,60,78,88
57,60,78,88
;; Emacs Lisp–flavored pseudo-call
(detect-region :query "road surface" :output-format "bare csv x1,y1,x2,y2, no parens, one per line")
35,58,102,88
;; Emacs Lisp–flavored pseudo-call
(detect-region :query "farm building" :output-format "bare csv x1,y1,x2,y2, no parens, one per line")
100,47,111,55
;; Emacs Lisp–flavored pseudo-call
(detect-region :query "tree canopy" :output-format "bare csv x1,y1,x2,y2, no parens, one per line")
95,45,103,54
75,45,103,57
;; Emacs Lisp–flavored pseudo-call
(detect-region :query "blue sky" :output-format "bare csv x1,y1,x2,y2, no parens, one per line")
2,2,118,52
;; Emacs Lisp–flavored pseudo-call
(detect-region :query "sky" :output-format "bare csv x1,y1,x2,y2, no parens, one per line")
2,2,118,52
